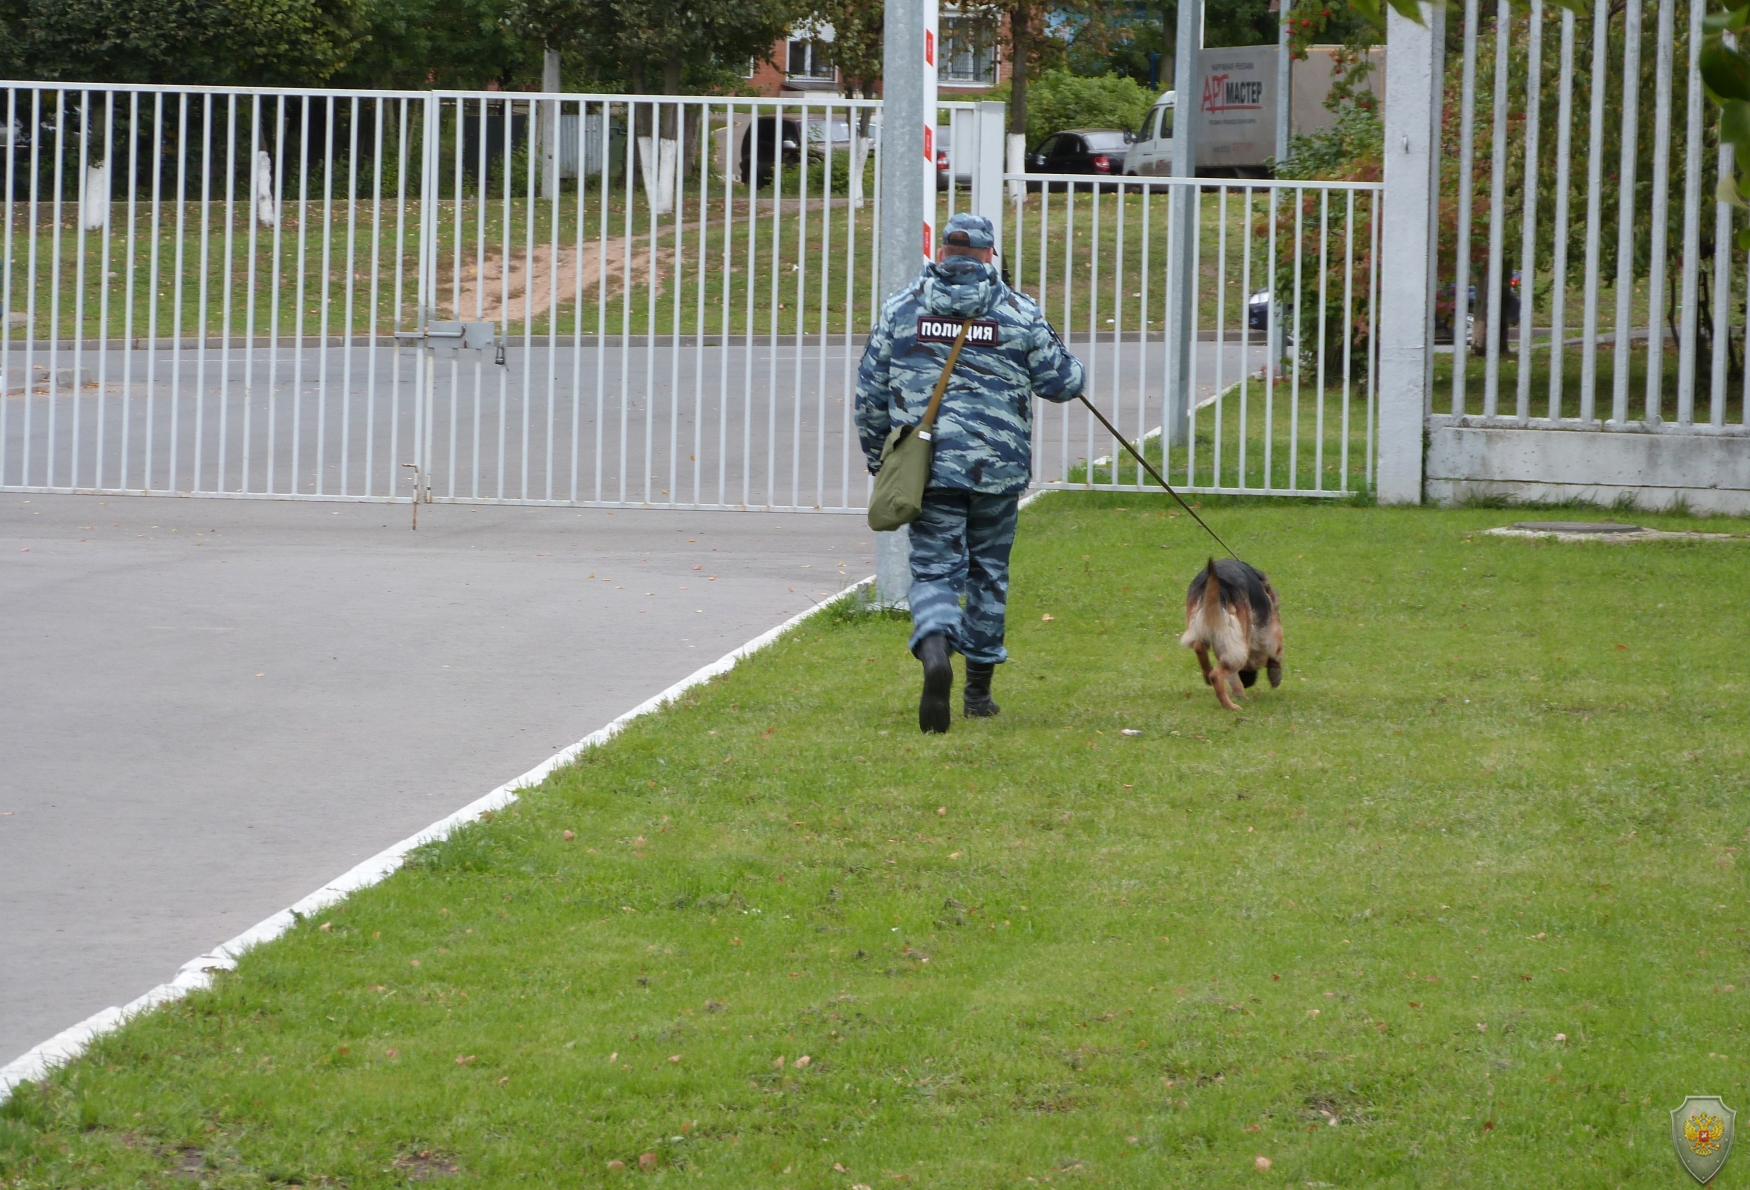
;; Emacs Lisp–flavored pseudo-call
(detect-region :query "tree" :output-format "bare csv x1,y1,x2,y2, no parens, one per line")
509,0,799,95
16,0,369,85
338,0,530,90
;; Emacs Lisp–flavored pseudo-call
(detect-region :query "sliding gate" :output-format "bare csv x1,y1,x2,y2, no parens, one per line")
0,83,899,511
0,81,1378,508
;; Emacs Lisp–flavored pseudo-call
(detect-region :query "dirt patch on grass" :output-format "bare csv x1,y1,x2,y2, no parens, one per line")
392,1150,460,1181
445,239,671,324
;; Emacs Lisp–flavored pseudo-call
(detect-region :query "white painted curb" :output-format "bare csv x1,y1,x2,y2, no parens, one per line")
0,575,880,1101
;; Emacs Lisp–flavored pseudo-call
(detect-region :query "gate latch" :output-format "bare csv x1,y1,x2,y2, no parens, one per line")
395,321,503,363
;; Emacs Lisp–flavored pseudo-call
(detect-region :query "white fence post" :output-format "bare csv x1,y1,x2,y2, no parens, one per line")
972,100,1005,249
1377,2,1441,503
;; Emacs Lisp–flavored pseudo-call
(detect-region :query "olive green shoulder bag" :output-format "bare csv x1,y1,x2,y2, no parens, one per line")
866,317,973,532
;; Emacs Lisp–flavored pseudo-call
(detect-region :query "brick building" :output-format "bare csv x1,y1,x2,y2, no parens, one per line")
745,9,1006,99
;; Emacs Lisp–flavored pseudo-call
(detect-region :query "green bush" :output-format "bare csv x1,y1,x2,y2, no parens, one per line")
989,69,1156,150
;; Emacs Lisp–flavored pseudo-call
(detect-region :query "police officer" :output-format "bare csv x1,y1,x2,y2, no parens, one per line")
855,213,1086,734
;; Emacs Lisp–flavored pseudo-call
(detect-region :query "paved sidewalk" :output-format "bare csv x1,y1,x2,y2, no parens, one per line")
0,493,870,1066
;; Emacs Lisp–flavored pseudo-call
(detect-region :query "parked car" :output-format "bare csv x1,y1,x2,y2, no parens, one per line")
1024,129,1131,190
1249,288,1270,331
934,125,973,191
740,116,803,187
739,115,858,187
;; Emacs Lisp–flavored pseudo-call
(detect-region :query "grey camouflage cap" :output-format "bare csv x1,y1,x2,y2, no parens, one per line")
943,212,995,249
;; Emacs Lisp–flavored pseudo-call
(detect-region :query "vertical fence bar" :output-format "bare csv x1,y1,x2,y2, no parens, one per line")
264,100,286,494
341,97,361,494
1482,0,1510,419
1517,0,1543,422
314,96,335,494
1453,0,1481,415
365,98,383,495
1341,188,1355,490
100,91,119,490
1264,185,1277,490
45,89,64,489
1239,186,1252,489
1137,183,1153,489
1610,0,1642,425
792,101,809,510
1580,0,1608,423
1315,190,1330,488
1645,0,1675,424
1290,187,1304,488
71,90,91,490
0,87,13,489
24,87,39,488
1681,0,1708,425
1549,9,1576,418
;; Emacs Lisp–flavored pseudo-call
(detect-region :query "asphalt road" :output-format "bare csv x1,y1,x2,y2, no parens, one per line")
0,492,870,1067
2,342,1270,503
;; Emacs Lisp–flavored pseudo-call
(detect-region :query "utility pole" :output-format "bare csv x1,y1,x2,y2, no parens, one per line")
1275,0,1292,164
873,0,940,605
879,0,938,303
1163,0,1202,447
542,47,561,201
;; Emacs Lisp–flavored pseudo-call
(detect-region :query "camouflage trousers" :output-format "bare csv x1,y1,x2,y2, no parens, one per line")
906,489,1020,666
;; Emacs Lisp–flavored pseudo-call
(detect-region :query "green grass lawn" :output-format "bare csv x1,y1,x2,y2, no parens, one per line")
4,499,1749,1188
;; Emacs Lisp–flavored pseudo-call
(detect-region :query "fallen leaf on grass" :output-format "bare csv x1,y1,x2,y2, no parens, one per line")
607,1159,626,1171
793,1055,811,1068
454,1054,476,1066
668,1054,681,1064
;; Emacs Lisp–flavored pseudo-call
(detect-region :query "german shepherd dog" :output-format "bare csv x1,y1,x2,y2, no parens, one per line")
1180,558,1284,710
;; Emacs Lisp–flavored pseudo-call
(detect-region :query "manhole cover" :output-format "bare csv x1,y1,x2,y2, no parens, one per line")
1508,521,1643,534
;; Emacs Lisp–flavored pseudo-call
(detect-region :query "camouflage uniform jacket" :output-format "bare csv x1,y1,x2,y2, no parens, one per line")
855,259,1085,495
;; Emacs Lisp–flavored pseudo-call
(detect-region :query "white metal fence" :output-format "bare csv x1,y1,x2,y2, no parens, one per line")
1436,0,1747,432
1007,173,1381,496
0,81,1382,510
1421,0,1750,507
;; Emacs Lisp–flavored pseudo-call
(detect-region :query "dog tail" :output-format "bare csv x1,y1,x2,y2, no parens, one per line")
1199,557,1221,628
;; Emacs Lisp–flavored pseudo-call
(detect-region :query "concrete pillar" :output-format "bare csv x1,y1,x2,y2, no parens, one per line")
1376,2,1443,504
1163,0,1203,447
542,47,561,201
874,526,914,607
874,0,938,583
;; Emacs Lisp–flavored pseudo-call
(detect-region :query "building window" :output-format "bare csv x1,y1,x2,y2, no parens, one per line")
787,39,834,80
939,14,997,86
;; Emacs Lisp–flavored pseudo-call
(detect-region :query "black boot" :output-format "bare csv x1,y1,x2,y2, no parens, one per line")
915,634,953,734
963,662,1000,718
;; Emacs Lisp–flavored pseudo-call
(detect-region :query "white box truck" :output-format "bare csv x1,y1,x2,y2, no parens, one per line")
1123,44,1384,177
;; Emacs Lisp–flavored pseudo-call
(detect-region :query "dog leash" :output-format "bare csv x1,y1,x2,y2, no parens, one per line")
1075,394,1240,561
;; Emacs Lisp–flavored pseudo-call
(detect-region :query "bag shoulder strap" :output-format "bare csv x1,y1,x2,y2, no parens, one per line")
919,317,974,434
